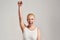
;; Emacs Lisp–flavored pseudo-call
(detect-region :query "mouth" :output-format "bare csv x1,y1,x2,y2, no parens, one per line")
28,22,33,24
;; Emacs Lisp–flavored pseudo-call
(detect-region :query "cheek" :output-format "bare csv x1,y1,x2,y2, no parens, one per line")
30,19,35,22
27,17,35,22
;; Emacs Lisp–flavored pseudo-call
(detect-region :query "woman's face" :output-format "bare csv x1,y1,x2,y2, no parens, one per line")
27,15,35,25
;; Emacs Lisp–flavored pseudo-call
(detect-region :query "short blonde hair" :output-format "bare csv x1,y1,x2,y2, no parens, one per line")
27,13,35,18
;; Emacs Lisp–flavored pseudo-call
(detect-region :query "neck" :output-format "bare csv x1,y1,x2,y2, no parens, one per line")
28,24,34,28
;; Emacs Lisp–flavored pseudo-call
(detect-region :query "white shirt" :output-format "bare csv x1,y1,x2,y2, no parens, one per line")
23,27,37,40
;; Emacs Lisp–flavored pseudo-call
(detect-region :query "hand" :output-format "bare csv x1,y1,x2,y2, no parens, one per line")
18,1,22,7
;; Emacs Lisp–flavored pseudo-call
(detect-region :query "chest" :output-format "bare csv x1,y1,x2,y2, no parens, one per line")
23,28,37,40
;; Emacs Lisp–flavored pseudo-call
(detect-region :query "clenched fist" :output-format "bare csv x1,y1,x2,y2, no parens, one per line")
18,1,22,7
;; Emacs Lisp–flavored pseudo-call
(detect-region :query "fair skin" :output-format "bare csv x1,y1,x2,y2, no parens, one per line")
18,1,41,40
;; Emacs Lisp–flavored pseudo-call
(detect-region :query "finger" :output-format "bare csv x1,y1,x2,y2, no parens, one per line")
20,1,22,4
18,1,22,4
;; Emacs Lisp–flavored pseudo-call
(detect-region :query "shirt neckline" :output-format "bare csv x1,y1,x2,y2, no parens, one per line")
26,27,37,32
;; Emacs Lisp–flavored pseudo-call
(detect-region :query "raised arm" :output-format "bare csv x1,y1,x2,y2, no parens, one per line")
18,1,25,32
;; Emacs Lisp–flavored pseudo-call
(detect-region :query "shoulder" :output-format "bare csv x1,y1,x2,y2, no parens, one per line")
37,27,40,31
37,27,41,33
37,27,41,40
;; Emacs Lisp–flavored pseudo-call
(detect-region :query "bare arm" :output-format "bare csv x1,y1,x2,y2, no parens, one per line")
18,1,25,32
37,28,41,40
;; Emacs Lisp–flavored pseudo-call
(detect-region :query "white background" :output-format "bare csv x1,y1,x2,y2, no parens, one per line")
0,0,60,40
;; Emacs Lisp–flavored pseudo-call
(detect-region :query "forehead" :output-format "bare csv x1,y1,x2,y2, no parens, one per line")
27,15,35,18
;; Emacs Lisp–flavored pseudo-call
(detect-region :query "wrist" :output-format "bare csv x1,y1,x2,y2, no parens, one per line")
18,6,22,8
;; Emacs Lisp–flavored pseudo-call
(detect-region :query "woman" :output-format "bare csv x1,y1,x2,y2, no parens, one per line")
18,1,40,40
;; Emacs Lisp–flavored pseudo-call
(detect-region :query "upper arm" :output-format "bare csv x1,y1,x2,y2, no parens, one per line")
19,19,25,32
18,6,25,32
37,28,41,40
